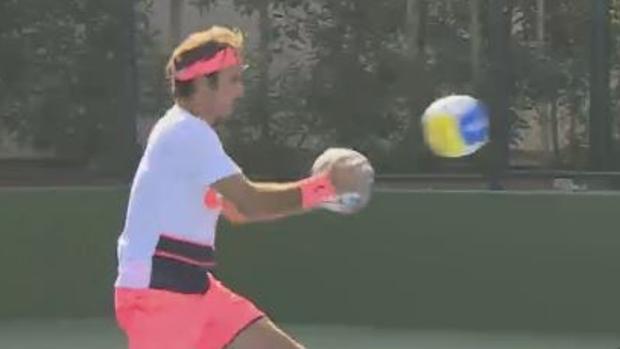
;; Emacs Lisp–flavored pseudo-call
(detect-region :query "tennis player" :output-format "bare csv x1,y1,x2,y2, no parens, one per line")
114,26,366,349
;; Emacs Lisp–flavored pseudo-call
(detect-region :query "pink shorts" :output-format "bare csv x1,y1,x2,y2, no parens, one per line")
115,274,265,349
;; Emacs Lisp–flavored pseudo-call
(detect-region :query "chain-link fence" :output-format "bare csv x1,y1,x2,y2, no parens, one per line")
1,0,619,187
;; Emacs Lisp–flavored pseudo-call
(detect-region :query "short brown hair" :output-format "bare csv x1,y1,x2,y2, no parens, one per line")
166,26,244,98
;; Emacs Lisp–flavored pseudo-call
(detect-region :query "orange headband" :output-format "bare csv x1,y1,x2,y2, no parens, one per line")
174,47,240,81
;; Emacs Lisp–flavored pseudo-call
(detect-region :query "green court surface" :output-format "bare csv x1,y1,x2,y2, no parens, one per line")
0,318,618,349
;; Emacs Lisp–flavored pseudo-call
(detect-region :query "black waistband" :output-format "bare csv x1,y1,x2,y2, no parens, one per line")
155,234,215,266
149,235,216,294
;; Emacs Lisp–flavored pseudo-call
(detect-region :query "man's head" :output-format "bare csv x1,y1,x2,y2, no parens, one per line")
166,26,245,124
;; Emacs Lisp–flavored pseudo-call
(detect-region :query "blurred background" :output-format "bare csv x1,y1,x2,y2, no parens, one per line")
1,1,620,348
1,0,619,189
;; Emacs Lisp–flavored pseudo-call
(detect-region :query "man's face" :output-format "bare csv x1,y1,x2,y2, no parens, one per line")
195,65,244,123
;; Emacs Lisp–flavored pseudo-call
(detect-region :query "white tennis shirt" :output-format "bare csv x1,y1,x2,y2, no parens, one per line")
115,104,241,289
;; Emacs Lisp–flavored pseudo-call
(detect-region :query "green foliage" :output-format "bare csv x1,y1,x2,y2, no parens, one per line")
0,0,151,164
194,0,494,173
186,0,620,174
2,0,617,176
612,0,620,24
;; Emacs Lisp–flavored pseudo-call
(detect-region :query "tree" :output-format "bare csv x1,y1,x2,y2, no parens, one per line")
405,0,428,61
470,0,485,90
0,0,150,178
191,0,612,175
589,0,613,170
169,0,184,50
483,0,514,183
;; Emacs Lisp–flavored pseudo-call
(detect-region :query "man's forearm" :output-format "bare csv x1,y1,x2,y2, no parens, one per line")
238,180,305,218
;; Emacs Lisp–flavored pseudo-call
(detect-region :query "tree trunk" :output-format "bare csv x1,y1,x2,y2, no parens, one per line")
589,0,612,170
257,0,272,143
97,0,139,179
169,0,184,49
535,0,551,165
405,0,427,61
536,0,545,48
484,0,514,188
537,103,551,165
550,96,560,165
469,0,484,89
568,94,580,166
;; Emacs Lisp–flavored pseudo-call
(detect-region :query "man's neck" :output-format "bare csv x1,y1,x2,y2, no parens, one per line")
176,99,216,126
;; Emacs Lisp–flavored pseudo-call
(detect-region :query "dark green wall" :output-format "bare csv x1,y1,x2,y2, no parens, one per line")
0,187,125,318
1,188,619,333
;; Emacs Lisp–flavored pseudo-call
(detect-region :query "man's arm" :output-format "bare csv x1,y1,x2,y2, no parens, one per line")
211,174,318,222
219,194,288,224
211,152,367,223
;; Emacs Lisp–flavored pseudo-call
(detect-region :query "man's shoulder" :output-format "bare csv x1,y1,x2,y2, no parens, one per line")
146,107,223,156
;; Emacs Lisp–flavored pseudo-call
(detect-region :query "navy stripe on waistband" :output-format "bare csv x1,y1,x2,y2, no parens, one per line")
156,234,215,265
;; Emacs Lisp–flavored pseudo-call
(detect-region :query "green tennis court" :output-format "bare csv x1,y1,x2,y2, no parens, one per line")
0,318,618,349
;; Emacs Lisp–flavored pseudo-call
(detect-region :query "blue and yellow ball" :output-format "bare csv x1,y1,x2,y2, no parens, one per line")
421,95,489,158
